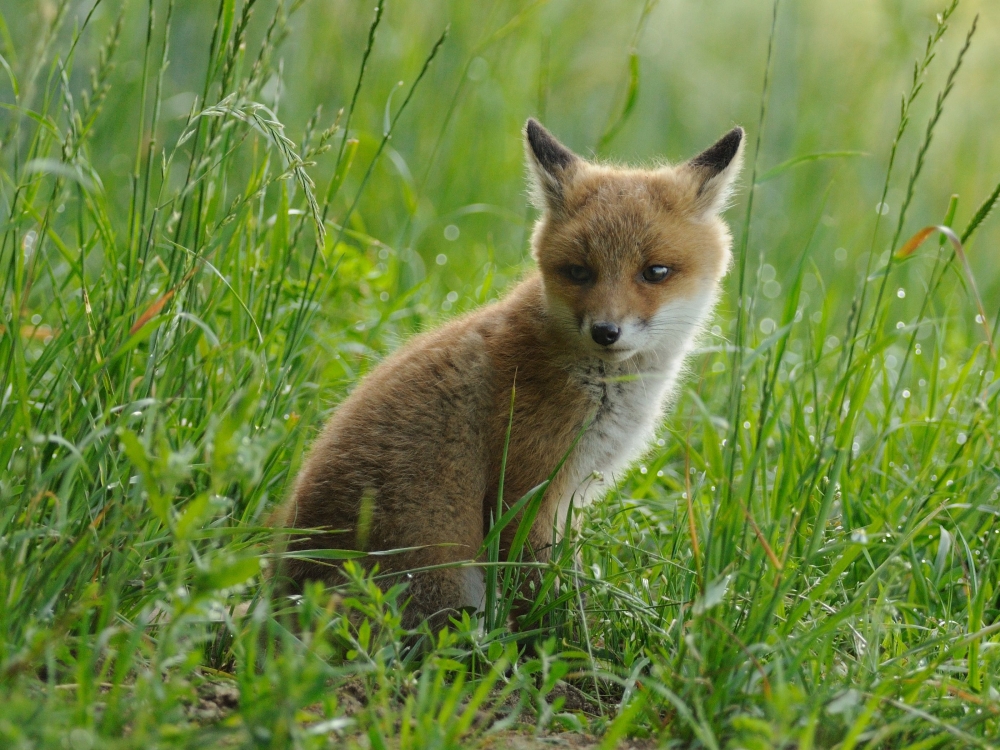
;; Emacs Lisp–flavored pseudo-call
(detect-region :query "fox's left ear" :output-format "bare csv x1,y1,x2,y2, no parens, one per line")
681,126,745,216
524,118,581,214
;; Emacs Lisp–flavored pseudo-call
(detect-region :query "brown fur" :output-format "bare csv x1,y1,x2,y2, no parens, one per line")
272,119,744,630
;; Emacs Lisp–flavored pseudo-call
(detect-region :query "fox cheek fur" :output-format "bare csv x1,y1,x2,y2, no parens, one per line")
526,118,743,361
272,118,744,631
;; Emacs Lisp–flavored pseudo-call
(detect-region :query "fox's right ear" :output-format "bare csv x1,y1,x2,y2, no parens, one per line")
524,118,580,213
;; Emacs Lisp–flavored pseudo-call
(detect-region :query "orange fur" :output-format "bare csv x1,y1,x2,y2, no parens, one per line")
272,119,744,630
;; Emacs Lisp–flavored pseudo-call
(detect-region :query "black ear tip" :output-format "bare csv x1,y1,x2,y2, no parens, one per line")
525,117,575,172
525,118,548,150
691,126,744,172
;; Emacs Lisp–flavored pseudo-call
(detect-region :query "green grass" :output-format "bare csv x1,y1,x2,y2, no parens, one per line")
2,0,1000,747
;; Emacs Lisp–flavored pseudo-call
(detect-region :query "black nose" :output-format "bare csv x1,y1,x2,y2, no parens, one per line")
591,322,621,346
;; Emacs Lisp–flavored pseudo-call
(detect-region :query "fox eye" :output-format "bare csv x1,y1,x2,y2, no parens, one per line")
563,265,593,284
642,265,672,283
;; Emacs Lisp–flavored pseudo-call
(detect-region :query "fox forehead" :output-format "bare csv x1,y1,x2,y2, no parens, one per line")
533,166,732,280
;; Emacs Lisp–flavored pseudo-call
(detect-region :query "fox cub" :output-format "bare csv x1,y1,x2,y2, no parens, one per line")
273,118,744,628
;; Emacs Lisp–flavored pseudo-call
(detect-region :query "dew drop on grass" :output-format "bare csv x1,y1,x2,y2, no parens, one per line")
656,470,664,478
743,421,751,429
30,314,41,325
902,389,910,398
897,288,906,298
763,281,781,299
834,247,848,262
712,361,725,373
896,321,905,329
876,202,890,215
446,291,459,303
976,314,985,323
759,318,775,334
443,224,460,241
656,438,665,447
435,254,448,266
639,465,647,475
379,291,390,302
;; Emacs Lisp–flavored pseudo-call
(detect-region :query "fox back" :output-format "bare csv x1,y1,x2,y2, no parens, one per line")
272,119,744,630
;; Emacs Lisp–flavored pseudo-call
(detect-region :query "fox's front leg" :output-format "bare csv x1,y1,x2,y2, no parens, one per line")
493,497,564,629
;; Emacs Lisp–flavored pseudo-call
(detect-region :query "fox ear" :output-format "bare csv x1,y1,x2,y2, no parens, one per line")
524,118,580,213
683,126,745,216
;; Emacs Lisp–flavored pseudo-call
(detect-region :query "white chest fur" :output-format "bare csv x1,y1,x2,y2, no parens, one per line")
553,349,685,530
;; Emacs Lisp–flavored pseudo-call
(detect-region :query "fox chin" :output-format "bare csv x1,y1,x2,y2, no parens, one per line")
272,118,744,632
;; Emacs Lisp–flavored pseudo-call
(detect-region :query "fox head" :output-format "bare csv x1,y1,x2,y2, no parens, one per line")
525,118,743,362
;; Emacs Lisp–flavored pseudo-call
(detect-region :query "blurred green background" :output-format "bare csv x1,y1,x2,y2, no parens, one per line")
5,0,998,324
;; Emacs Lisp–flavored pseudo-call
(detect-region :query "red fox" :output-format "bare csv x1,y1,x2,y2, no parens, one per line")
272,118,743,629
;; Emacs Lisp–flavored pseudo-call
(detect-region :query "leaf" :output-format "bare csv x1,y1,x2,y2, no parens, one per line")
277,548,368,561
826,689,862,716
174,493,210,541
961,176,1000,244
935,526,952,581
118,429,168,525
214,0,237,74
195,557,260,593
129,289,176,335
598,52,640,150
0,51,18,98
754,151,866,183
693,573,732,615
23,158,102,193
325,138,358,205
479,481,549,556
894,224,994,356
129,265,198,335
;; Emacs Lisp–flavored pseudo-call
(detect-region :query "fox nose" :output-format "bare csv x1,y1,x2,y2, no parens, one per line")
590,322,621,346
